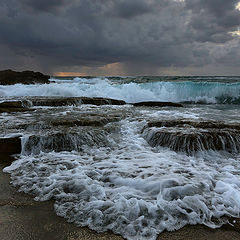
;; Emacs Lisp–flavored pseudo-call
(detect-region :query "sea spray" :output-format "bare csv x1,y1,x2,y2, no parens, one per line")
1,77,240,104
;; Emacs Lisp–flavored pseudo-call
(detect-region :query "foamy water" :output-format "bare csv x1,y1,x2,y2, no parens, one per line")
0,77,240,104
1,76,240,239
4,118,240,239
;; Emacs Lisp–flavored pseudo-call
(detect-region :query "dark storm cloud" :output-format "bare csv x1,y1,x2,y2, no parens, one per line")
185,0,240,43
106,0,153,18
0,0,240,74
22,0,70,13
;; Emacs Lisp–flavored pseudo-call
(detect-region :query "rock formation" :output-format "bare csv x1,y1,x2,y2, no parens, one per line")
0,100,33,113
142,120,240,155
133,101,183,107
28,97,126,106
0,137,21,165
0,69,50,85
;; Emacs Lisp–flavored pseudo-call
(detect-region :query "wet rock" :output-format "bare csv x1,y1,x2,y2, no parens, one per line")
0,108,32,113
0,101,33,113
147,120,240,130
211,216,240,233
51,115,121,127
225,217,240,232
0,69,50,85
143,120,240,155
0,101,25,108
0,155,17,167
28,97,126,106
0,137,21,157
133,101,183,107
80,97,126,106
22,131,109,155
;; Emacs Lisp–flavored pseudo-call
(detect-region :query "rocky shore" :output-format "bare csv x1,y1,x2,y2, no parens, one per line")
1,92,240,239
142,120,240,155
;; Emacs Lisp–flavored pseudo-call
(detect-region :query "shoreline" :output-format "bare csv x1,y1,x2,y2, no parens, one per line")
1,157,240,240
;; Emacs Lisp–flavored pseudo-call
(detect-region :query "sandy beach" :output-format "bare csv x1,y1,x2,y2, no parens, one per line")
1,156,240,240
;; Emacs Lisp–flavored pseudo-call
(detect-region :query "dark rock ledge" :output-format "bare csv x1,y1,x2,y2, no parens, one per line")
0,137,21,165
0,69,50,85
51,115,121,127
0,97,126,113
0,137,21,155
142,120,240,155
133,101,183,107
0,98,183,111
28,97,126,106
29,98,182,107
0,100,33,113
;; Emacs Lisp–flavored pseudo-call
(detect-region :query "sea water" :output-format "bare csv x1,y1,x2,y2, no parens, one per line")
1,76,240,239
0,76,240,104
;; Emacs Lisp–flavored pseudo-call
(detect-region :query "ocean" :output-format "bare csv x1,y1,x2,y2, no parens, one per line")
1,76,240,239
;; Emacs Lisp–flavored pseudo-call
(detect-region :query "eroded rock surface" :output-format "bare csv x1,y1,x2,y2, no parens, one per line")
147,120,240,130
51,115,121,127
0,100,32,113
22,131,110,155
143,120,240,155
29,97,126,107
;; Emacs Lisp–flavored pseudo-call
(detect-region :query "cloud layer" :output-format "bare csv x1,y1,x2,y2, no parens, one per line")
0,0,240,75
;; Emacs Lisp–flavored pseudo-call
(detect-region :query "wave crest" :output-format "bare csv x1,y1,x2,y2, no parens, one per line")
1,78,240,104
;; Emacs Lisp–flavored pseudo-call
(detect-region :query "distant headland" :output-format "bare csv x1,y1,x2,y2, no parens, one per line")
0,69,50,85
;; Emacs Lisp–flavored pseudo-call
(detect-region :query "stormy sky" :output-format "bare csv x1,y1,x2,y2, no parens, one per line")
1,0,240,75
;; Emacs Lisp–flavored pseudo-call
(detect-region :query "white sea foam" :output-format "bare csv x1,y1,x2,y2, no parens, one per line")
1,133,22,138
139,109,200,119
4,119,240,240
0,78,240,104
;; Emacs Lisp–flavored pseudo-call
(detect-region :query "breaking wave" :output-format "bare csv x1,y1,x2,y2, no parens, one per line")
0,77,240,104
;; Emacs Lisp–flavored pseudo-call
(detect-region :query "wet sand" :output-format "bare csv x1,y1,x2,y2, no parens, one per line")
1,156,240,240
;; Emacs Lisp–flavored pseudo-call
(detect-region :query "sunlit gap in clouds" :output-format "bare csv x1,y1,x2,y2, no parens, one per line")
54,72,87,77
228,2,240,36
236,2,240,11
54,63,124,77
230,29,240,36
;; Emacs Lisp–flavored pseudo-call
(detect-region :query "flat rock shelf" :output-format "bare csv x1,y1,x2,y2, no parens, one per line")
1,93,240,240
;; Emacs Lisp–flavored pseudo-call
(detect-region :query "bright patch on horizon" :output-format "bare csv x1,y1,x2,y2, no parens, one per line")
54,62,124,77
54,72,87,77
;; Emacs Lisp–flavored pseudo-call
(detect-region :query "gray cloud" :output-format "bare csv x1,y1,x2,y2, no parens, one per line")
185,0,240,43
22,0,70,13
0,0,240,75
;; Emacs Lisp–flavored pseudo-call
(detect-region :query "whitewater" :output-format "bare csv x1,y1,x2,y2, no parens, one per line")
0,76,240,104
1,76,240,240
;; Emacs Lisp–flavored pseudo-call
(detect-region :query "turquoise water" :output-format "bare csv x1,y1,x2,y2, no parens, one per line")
1,76,240,104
